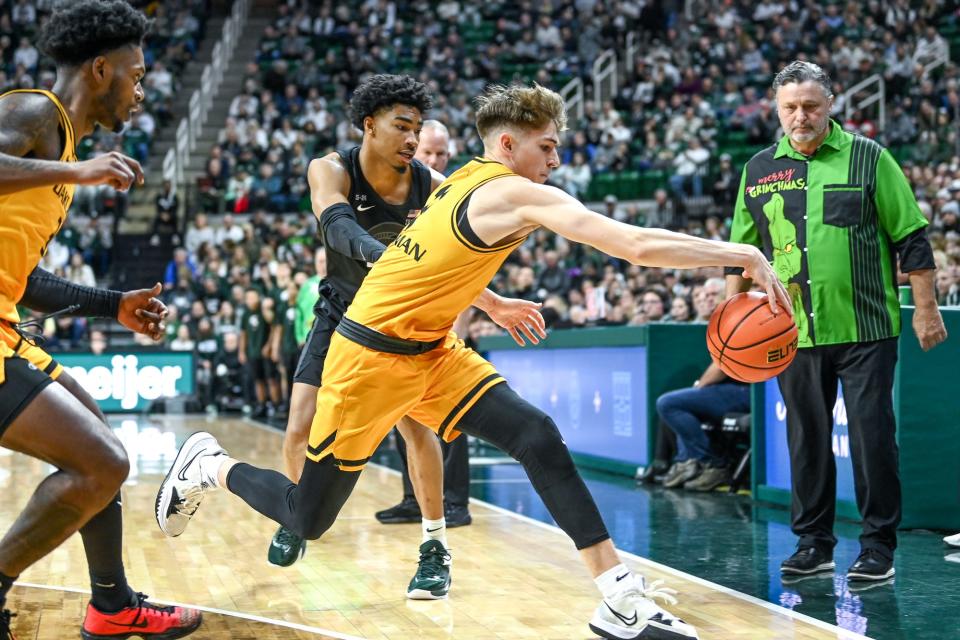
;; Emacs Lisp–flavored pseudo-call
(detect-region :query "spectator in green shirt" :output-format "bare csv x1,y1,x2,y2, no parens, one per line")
727,61,947,583
294,249,325,346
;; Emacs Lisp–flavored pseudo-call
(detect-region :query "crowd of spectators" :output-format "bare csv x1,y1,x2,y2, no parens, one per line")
16,0,960,414
0,0,212,223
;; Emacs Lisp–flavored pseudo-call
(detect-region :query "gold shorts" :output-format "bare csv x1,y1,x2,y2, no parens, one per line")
13,336,62,380
307,331,504,471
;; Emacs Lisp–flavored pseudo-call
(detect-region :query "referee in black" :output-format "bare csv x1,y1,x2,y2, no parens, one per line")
727,61,947,581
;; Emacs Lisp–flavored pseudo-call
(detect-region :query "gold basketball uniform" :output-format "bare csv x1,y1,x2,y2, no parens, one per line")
0,89,76,417
308,158,526,470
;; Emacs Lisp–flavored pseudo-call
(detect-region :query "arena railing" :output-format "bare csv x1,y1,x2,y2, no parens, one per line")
164,0,251,197
561,77,584,122
624,31,639,76
844,74,886,133
592,49,617,110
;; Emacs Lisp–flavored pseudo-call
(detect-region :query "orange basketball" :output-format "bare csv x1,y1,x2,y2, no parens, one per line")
706,291,798,383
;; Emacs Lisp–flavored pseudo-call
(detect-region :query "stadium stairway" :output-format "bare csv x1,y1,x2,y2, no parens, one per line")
123,8,272,233
94,233,177,348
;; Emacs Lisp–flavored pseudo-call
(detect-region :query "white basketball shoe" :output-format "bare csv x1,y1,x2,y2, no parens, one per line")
155,431,226,537
589,575,699,639
945,532,960,548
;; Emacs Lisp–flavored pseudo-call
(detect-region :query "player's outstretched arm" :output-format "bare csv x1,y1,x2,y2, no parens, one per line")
21,268,168,340
509,181,791,314
308,156,386,263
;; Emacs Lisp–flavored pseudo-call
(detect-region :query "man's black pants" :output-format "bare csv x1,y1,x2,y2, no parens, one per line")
777,338,901,559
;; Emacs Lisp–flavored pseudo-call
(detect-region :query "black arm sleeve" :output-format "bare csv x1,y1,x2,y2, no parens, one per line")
20,267,122,319
894,226,936,273
319,202,387,263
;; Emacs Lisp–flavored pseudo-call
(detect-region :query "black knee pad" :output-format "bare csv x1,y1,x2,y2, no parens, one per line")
296,508,337,541
291,457,362,540
513,413,579,493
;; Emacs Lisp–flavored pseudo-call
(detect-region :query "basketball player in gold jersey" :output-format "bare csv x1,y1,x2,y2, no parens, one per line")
159,84,790,640
0,1,201,637
258,75,542,599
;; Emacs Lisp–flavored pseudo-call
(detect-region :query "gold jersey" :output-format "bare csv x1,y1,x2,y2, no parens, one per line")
0,90,77,323
346,158,526,341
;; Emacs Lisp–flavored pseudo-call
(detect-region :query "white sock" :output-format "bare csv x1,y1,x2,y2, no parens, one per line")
198,454,225,488
595,563,633,600
422,517,447,546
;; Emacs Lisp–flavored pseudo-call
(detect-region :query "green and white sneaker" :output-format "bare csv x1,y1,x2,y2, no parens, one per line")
407,540,451,600
268,526,306,567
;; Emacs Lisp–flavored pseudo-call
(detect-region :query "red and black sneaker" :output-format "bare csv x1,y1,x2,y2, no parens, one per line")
81,593,201,640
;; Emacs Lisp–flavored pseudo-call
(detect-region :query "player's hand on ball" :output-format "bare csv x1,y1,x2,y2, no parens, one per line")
742,248,792,316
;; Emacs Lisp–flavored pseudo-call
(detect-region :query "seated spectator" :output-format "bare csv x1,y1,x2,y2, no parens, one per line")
65,252,96,288
184,213,215,258
169,324,195,351
669,137,710,198
551,151,591,199
638,288,668,323
153,179,179,238
657,364,751,491
647,188,678,229
693,278,725,321
214,213,246,247
666,295,694,322
712,153,738,209
164,248,199,289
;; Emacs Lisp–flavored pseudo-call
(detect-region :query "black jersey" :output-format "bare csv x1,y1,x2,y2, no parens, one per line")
320,146,433,311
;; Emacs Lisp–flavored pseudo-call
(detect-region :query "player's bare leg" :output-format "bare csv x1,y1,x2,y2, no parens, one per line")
397,416,452,599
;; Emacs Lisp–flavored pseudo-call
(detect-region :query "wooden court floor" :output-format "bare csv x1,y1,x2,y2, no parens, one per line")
1,416,868,639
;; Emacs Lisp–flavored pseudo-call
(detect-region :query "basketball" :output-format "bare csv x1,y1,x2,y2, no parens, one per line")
706,292,798,383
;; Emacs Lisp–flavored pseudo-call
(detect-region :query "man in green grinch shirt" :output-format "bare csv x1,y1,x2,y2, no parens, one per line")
727,61,947,582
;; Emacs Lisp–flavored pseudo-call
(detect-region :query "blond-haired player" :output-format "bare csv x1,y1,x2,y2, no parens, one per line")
159,84,789,640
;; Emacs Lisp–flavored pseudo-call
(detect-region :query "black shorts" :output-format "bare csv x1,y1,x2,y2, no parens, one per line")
245,356,275,382
292,295,344,387
0,354,54,436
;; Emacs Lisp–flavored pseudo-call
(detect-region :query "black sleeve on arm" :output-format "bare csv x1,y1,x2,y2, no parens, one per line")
20,267,122,318
723,266,742,277
894,227,936,273
319,202,387,263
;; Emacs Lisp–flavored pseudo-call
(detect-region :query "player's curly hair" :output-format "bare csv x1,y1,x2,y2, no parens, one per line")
38,0,150,67
349,74,433,130
475,83,568,139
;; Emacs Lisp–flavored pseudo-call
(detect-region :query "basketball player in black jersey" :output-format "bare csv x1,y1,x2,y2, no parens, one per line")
0,2,200,637
254,75,545,599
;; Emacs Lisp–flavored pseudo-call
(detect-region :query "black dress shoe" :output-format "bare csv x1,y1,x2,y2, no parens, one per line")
780,546,835,575
637,460,670,484
444,504,472,528
847,548,895,581
375,497,421,524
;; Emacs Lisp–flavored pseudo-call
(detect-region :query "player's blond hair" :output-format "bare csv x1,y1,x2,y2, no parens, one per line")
475,83,568,139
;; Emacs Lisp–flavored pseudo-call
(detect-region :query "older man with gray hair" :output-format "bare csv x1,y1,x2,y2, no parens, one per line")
414,119,451,174
726,60,947,582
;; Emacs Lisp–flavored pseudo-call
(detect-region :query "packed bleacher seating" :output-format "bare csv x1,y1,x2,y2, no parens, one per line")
14,0,960,415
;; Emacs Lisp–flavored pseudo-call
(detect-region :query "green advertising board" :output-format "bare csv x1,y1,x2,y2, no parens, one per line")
57,352,195,412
